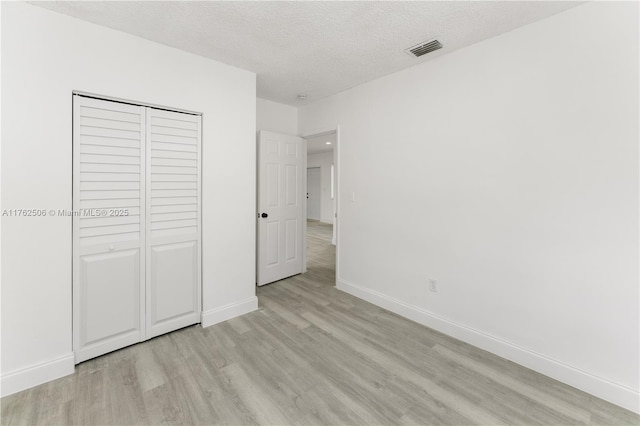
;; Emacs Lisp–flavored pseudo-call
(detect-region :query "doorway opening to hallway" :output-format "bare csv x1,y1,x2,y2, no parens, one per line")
255,128,339,287
303,129,338,284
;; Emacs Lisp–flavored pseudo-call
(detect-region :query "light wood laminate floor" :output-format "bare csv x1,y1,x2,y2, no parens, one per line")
2,220,638,425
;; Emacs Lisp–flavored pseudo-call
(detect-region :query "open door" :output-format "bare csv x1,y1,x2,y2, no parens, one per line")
257,130,305,286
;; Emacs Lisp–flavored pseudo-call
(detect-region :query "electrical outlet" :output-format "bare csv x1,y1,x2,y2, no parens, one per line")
429,278,438,293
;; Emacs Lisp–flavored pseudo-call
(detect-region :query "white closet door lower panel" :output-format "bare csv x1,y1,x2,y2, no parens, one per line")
76,249,142,363
147,238,199,338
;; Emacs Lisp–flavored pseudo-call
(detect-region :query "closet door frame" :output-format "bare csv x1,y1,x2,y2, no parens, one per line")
72,92,202,363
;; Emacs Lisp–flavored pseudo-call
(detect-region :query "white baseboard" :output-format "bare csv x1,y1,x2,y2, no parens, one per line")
337,278,640,414
0,353,75,398
201,296,258,328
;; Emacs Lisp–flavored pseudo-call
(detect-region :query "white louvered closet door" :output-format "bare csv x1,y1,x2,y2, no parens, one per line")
73,97,146,363
146,108,201,339
73,96,201,363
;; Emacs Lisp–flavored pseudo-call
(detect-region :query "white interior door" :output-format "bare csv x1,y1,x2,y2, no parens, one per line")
73,96,146,363
145,108,201,338
257,130,305,286
307,167,321,220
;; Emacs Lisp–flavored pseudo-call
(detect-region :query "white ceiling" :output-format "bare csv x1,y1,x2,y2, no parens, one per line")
306,133,336,155
31,1,580,106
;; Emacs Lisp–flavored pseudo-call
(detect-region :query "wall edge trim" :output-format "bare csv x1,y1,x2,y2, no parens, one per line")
337,278,640,414
201,296,259,328
0,353,75,397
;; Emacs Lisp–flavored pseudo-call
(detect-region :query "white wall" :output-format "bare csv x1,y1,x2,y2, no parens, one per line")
299,2,639,412
307,152,334,224
1,2,257,395
256,98,298,135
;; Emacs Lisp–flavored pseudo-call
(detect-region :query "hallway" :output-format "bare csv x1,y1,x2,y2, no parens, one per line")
304,219,335,282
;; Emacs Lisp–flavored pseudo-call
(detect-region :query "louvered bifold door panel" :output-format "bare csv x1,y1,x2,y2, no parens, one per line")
73,96,146,363
146,108,201,338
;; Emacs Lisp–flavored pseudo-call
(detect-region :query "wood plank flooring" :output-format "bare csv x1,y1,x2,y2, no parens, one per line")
2,220,638,425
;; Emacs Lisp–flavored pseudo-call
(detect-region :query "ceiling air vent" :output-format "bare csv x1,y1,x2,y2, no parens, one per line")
405,39,443,58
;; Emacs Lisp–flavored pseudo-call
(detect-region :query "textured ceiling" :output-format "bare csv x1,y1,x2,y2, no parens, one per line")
31,1,581,106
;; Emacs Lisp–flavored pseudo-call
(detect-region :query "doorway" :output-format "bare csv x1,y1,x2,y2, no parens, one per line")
303,129,338,283
255,129,338,287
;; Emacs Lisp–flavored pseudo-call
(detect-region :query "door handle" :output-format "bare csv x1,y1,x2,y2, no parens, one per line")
261,213,268,218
